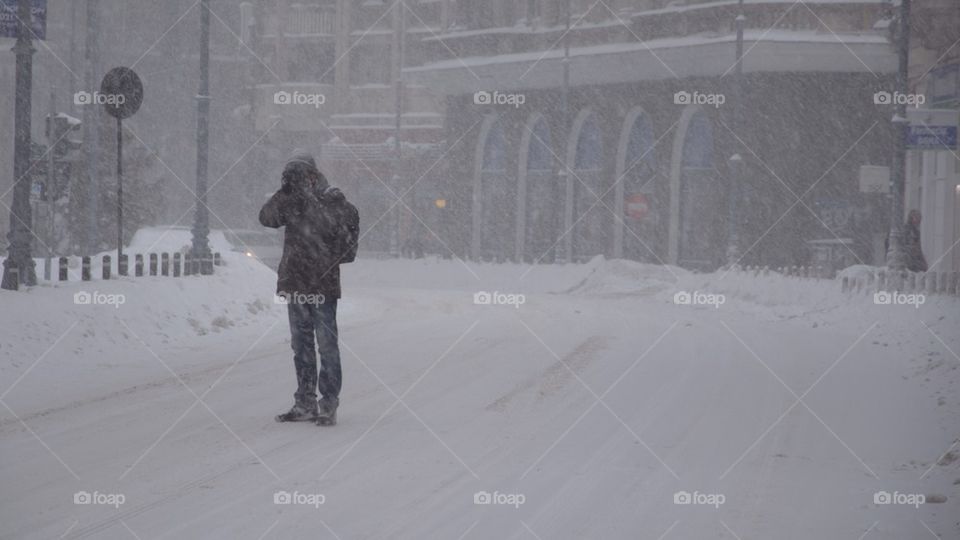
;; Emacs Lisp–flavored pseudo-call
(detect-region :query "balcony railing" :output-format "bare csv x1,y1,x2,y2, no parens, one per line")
288,4,335,36
261,4,336,37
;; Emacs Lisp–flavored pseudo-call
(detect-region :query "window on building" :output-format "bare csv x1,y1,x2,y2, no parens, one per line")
526,0,541,24
625,113,657,185
482,120,507,172
528,118,553,172
575,115,602,171
460,0,493,29
350,44,391,85
682,112,714,170
289,43,336,84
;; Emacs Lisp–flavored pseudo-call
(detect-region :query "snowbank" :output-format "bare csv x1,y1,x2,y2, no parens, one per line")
343,255,605,294
126,226,234,254
345,255,958,322
0,251,283,411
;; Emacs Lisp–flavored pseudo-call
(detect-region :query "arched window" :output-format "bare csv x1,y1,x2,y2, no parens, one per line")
475,117,513,260
625,114,657,180
570,112,606,260
527,118,552,172
682,112,713,169
620,110,661,261
574,115,602,171
482,120,507,172
675,109,721,270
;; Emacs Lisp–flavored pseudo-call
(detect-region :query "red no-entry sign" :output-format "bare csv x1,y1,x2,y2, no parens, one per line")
625,193,650,221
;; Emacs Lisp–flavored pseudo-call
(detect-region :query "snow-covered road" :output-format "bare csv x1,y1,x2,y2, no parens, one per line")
1,258,957,539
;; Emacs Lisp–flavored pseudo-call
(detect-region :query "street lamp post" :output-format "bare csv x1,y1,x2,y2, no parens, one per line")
726,0,745,268
885,0,910,270
191,0,213,275
559,0,572,263
2,0,38,290
727,153,743,265
83,0,100,255
391,0,405,258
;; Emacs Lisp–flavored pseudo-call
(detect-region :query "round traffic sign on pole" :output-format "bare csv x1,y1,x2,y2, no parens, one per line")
100,67,143,120
99,66,142,273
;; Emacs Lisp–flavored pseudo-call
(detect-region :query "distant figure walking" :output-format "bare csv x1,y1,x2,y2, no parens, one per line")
904,209,927,272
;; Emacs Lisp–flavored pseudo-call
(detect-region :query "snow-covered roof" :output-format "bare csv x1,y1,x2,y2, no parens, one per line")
423,0,887,42
54,112,82,126
406,30,894,94
631,0,887,19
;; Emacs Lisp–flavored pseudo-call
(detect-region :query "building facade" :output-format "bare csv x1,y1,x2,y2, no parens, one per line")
905,0,960,273
407,0,901,271
246,0,449,254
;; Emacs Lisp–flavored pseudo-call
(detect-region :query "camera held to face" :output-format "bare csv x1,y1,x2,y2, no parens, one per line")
282,167,316,195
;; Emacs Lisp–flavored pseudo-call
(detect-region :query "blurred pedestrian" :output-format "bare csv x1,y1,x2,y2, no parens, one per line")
904,209,927,272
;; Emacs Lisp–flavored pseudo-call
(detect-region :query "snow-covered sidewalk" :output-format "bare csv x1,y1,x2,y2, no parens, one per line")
1,256,957,539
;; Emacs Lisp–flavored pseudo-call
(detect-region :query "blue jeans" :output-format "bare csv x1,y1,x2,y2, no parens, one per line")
287,300,341,408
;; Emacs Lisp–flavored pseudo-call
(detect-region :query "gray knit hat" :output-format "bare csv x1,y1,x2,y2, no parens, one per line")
285,149,319,174
284,149,328,190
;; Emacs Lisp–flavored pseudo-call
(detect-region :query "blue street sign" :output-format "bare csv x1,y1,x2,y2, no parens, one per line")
907,124,958,150
0,0,46,40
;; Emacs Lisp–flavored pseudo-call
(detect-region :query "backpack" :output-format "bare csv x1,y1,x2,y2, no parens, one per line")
321,187,360,264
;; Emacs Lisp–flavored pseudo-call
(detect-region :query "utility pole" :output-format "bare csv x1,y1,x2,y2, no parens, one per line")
191,0,213,275
885,0,910,270
391,0,405,257
44,89,55,281
560,0,572,263
2,0,38,290
726,0,745,267
83,0,100,255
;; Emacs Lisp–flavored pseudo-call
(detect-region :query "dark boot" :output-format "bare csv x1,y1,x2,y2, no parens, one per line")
316,397,338,426
275,403,318,423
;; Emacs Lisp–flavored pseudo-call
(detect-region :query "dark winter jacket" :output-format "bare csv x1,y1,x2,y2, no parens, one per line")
259,186,346,299
904,220,927,273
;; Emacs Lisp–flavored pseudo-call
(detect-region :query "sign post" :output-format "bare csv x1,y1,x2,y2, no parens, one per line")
99,67,143,275
1,0,39,290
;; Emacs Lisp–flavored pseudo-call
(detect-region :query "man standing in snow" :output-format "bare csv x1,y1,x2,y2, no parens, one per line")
259,151,358,426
